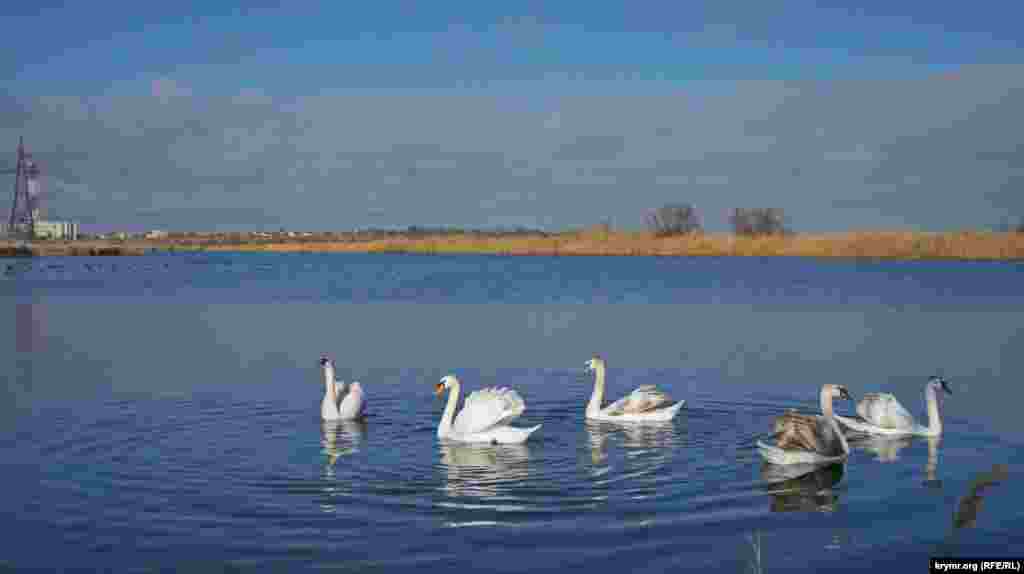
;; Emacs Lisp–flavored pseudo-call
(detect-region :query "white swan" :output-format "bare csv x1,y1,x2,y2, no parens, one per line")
584,355,685,422
319,356,366,421
757,384,853,465
835,376,952,437
435,375,541,444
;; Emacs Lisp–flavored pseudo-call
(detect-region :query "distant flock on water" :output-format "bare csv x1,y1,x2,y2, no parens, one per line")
318,354,952,466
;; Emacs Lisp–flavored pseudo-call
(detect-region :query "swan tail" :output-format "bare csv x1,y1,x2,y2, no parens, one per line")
513,424,542,443
756,440,787,465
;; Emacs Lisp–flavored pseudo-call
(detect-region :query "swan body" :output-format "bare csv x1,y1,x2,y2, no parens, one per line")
835,377,951,437
584,356,685,422
319,357,367,421
757,384,852,465
435,375,541,444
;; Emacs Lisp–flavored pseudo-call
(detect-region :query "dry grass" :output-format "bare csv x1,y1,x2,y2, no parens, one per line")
190,230,1024,260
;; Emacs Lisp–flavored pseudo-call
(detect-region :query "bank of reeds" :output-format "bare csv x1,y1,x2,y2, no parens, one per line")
191,230,1024,260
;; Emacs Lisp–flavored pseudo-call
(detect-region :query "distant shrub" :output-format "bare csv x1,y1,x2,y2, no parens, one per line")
729,208,788,236
645,203,702,236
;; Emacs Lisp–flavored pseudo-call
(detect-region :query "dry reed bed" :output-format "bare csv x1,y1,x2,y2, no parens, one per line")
195,231,1024,260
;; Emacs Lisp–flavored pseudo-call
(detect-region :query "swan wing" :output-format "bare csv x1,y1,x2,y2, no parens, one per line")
773,411,841,456
333,381,348,408
603,385,674,415
338,384,366,419
856,393,915,430
452,387,526,435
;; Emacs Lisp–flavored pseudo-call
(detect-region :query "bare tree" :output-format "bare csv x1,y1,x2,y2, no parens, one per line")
645,203,702,236
729,208,788,236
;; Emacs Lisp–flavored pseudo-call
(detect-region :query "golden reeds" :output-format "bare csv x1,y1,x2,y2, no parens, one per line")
188,230,1024,260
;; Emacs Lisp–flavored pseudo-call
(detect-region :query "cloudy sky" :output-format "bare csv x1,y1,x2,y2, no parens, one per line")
2,1,1022,231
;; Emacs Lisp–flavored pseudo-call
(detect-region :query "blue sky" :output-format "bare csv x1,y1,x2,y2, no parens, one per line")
2,1,1022,231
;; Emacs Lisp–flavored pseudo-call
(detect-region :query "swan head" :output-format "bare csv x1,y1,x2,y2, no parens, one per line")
929,376,953,395
585,355,605,372
827,384,853,401
437,375,458,396
319,356,333,368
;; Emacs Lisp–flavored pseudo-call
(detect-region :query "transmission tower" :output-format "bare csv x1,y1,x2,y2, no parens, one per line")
4,136,42,238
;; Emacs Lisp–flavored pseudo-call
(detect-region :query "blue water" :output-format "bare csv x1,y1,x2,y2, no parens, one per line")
1,253,1021,572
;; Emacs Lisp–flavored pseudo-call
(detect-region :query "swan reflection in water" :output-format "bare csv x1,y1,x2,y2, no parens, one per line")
438,442,531,499
760,462,845,513
318,420,368,513
743,530,765,574
848,435,942,487
849,434,914,462
321,420,368,474
585,420,679,469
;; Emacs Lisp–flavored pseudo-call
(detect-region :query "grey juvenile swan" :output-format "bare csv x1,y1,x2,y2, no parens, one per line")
835,376,952,437
757,384,853,465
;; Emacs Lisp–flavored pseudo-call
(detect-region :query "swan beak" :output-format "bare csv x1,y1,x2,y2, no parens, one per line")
839,387,853,401
434,382,445,396
941,380,953,395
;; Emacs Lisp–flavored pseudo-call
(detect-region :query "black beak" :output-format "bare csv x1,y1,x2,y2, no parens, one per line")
941,379,953,395
839,388,853,401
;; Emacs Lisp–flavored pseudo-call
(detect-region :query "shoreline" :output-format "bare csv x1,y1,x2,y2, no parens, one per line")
3,231,1023,260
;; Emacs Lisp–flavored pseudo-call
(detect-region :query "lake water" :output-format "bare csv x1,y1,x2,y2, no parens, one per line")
1,253,1021,572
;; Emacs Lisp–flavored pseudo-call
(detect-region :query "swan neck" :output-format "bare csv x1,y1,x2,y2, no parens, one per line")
925,384,942,434
323,367,337,398
926,436,940,482
439,379,460,437
321,366,340,419
820,387,849,456
819,386,833,419
587,366,606,415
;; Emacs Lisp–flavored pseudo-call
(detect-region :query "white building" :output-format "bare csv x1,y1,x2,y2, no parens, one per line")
33,220,79,240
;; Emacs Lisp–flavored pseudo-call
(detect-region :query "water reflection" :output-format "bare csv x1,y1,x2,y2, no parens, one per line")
321,420,368,473
743,530,765,574
14,300,46,393
438,442,531,499
584,420,681,485
848,434,914,462
760,462,845,513
586,422,610,467
952,464,1009,530
849,435,943,487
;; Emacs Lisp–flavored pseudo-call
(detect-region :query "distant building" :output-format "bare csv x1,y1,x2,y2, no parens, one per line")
0,220,78,240
33,220,79,240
